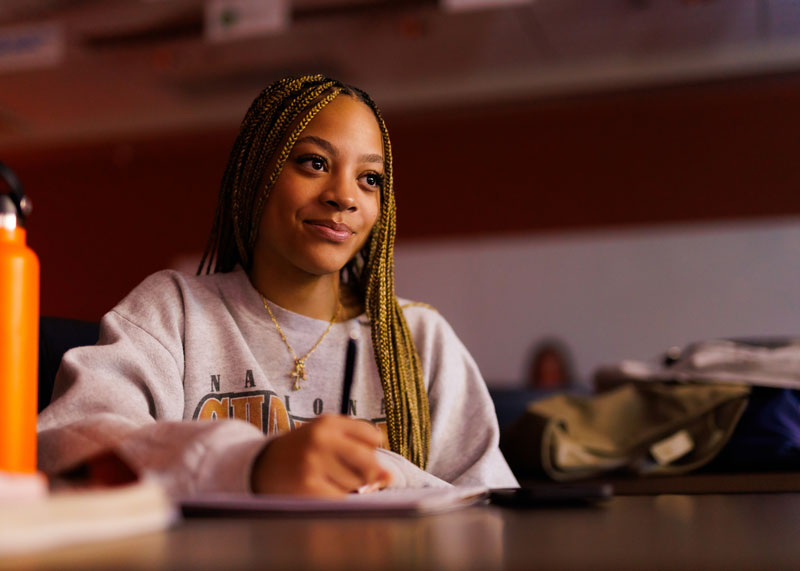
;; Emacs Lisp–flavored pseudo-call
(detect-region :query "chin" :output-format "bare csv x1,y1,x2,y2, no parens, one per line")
299,243,365,275
297,256,351,277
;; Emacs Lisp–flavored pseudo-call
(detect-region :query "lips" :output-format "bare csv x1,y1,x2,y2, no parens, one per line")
304,219,354,243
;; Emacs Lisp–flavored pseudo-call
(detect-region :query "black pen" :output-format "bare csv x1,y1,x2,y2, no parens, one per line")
340,329,358,416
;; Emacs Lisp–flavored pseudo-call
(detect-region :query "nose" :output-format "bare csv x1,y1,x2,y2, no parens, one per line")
320,174,358,212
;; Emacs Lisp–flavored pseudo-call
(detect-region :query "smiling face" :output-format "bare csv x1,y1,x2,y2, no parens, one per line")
251,95,384,281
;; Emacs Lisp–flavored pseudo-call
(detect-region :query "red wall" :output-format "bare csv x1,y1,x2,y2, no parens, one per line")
5,73,800,321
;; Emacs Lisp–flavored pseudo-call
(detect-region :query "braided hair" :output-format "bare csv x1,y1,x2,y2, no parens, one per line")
198,75,431,468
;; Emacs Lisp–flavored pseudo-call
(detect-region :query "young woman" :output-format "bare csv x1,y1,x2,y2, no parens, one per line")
37,75,517,497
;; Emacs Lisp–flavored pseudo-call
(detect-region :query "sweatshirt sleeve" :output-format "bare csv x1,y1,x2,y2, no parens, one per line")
405,306,519,488
37,272,268,497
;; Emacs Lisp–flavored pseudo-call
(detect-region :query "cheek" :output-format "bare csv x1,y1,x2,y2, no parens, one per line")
365,195,381,230
261,182,304,231
354,202,380,251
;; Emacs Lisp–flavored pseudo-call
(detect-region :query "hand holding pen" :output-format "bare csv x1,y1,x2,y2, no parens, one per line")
340,329,385,494
250,327,390,497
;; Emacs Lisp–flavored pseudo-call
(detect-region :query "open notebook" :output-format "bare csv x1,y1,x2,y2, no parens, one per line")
181,486,489,516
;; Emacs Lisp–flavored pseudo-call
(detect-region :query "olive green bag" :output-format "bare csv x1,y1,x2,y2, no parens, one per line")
501,382,750,481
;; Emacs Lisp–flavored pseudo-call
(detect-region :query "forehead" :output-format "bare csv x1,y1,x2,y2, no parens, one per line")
297,95,384,155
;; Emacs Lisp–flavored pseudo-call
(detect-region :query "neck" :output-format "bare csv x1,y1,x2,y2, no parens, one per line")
249,264,340,321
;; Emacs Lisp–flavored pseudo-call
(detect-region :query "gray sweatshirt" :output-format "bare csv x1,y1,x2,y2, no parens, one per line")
38,268,517,495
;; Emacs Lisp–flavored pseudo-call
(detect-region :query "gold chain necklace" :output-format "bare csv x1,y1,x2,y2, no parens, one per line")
261,294,341,390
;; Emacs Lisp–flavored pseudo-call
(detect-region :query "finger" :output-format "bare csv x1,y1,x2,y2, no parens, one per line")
310,415,383,447
334,438,391,487
320,457,369,493
336,416,384,447
303,419,379,492
272,438,363,497
300,428,384,492
302,473,351,499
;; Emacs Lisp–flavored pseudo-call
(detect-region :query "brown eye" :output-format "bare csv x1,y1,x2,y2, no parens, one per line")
363,173,383,189
295,154,327,172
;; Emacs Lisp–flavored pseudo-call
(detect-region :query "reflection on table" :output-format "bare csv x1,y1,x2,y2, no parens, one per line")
3,494,800,570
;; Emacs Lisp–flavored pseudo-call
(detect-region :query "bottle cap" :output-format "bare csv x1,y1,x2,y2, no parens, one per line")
0,163,31,229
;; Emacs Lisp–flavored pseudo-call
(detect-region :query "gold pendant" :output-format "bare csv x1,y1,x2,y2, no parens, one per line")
290,359,307,390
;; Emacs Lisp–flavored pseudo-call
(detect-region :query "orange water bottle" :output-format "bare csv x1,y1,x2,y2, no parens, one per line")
0,162,39,474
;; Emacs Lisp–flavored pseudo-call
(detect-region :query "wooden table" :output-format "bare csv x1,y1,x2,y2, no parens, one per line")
3,493,799,570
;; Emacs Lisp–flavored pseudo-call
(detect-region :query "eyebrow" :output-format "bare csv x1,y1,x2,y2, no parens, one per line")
295,135,383,165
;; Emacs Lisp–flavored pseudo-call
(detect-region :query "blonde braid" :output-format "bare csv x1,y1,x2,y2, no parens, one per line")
199,75,431,468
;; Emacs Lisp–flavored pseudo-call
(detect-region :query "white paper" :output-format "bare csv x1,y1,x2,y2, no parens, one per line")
181,486,488,515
